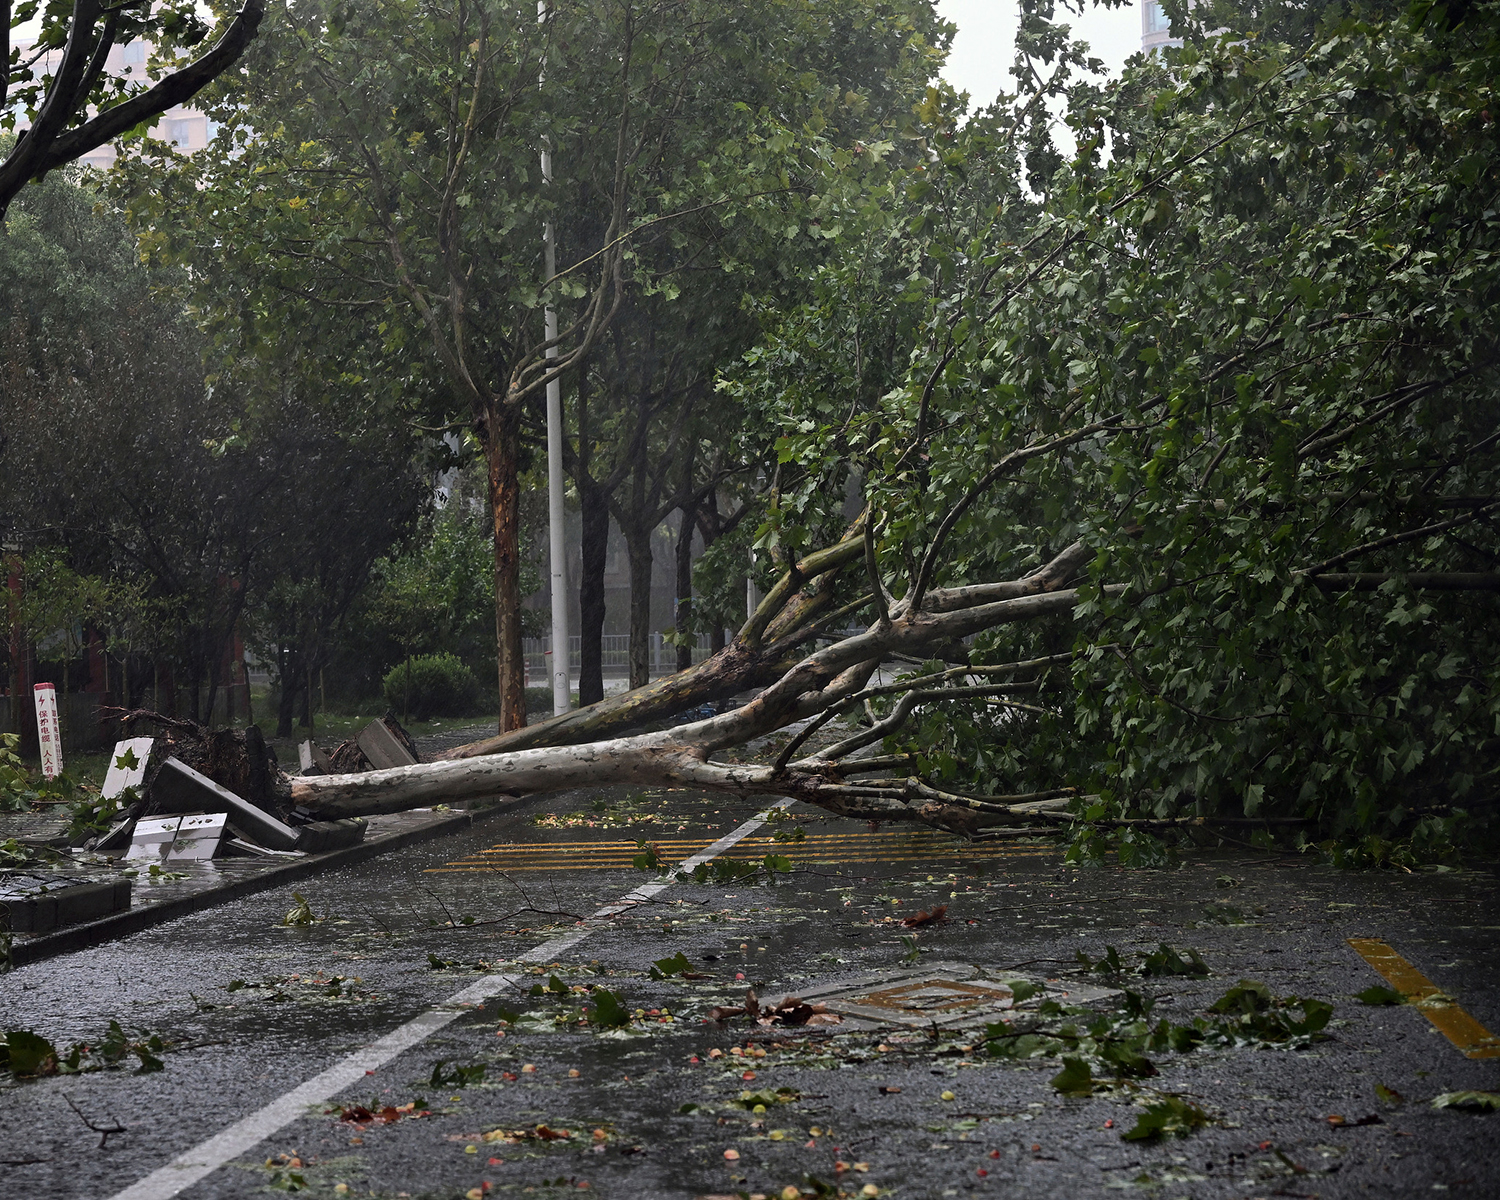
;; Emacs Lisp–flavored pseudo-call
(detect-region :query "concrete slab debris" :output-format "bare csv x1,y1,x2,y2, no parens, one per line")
101,737,154,800
126,816,185,862
293,818,367,854
149,756,301,852
297,741,335,776
356,720,418,770
166,813,227,862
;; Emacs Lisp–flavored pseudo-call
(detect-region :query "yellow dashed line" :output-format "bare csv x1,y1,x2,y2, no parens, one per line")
425,830,1055,873
1347,937,1500,1060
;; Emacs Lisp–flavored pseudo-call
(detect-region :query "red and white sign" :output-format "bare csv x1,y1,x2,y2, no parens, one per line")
33,682,63,779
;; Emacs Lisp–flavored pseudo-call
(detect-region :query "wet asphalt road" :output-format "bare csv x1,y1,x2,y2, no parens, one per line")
1,782,1498,1200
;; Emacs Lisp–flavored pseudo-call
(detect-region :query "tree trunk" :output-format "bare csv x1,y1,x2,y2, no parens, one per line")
625,518,653,689
300,661,313,731
445,531,1093,760
275,645,299,739
485,399,527,732
578,479,610,707
675,500,696,672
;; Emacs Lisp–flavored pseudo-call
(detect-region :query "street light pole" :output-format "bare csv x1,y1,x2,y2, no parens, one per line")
539,1,570,717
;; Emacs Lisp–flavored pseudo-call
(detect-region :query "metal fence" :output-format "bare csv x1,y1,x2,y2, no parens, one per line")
522,633,714,679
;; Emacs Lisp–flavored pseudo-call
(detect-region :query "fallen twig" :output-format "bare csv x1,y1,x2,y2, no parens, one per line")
63,1094,126,1148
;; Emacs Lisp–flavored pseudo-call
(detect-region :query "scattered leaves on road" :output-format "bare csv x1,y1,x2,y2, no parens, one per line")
0,1021,165,1079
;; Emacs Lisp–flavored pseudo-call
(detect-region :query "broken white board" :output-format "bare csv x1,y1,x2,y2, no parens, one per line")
126,815,181,861
102,738,154,800
165,812,227,861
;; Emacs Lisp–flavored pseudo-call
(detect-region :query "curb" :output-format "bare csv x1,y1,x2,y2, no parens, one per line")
8,799,522,968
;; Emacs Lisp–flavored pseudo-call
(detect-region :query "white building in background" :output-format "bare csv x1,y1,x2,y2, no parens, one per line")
1142,0,1184,54
19,38,213,169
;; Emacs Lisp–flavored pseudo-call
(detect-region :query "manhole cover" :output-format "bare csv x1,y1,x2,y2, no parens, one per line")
796,960,1119,1030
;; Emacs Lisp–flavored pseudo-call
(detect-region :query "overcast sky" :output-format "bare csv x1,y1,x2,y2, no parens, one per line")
936,0,1143,108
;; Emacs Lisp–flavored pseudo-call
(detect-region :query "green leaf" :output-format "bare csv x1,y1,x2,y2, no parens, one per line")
1143,943,1209,977
1431,1091,1500,1112
587,988,631,1028
1049,1056,1098,1096
2,1030,58,1077
1208,980,1273,1015
1357,985,1405,1006
1121,1096,1211,1141
650,952,694,980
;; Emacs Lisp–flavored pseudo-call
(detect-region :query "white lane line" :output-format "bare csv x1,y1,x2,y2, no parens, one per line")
109,798,794,1200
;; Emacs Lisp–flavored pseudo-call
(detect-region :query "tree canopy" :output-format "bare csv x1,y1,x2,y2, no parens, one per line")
118,0,952,731
297,1,1500,866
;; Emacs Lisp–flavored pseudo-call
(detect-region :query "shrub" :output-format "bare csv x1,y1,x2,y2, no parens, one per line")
382,653,481,721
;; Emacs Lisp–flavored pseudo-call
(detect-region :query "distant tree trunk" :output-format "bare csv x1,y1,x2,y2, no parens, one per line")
578,479,610,707
276,646,300,739
674,499,697,672
484,400,527,732
624,518,653,689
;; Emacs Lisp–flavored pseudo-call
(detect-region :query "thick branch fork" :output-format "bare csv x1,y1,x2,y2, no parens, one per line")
294,582,1097,829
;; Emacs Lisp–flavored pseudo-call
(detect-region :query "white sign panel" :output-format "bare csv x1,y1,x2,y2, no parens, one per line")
102,737,154,800
33,682,62,778
166,812,227,862
126,815,181,861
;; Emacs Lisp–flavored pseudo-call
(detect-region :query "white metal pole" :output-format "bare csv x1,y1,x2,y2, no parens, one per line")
540,1,571,716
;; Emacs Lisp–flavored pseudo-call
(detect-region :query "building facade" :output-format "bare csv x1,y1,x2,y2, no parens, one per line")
17,39,213,170
1141,0,1185,54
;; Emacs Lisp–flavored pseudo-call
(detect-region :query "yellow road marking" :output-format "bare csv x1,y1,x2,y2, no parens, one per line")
1347,937,1500,1060
425,829,1056,873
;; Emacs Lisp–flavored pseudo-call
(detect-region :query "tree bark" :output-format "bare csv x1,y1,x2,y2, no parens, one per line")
484,399,527,732
674,498,697,671
578,478,610,707
624,509,653,689
446,530,1094,759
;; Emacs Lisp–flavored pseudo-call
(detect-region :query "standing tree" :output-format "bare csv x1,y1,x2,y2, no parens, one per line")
118,0,952,732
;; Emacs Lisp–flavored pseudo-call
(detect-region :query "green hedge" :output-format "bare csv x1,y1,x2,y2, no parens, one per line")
382,653,481,721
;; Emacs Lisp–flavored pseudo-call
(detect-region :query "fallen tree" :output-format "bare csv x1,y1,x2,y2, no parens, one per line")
298,6,1500,856
293,541,1097,831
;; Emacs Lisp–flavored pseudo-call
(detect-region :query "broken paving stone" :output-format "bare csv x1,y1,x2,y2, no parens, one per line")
0,813,71,848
